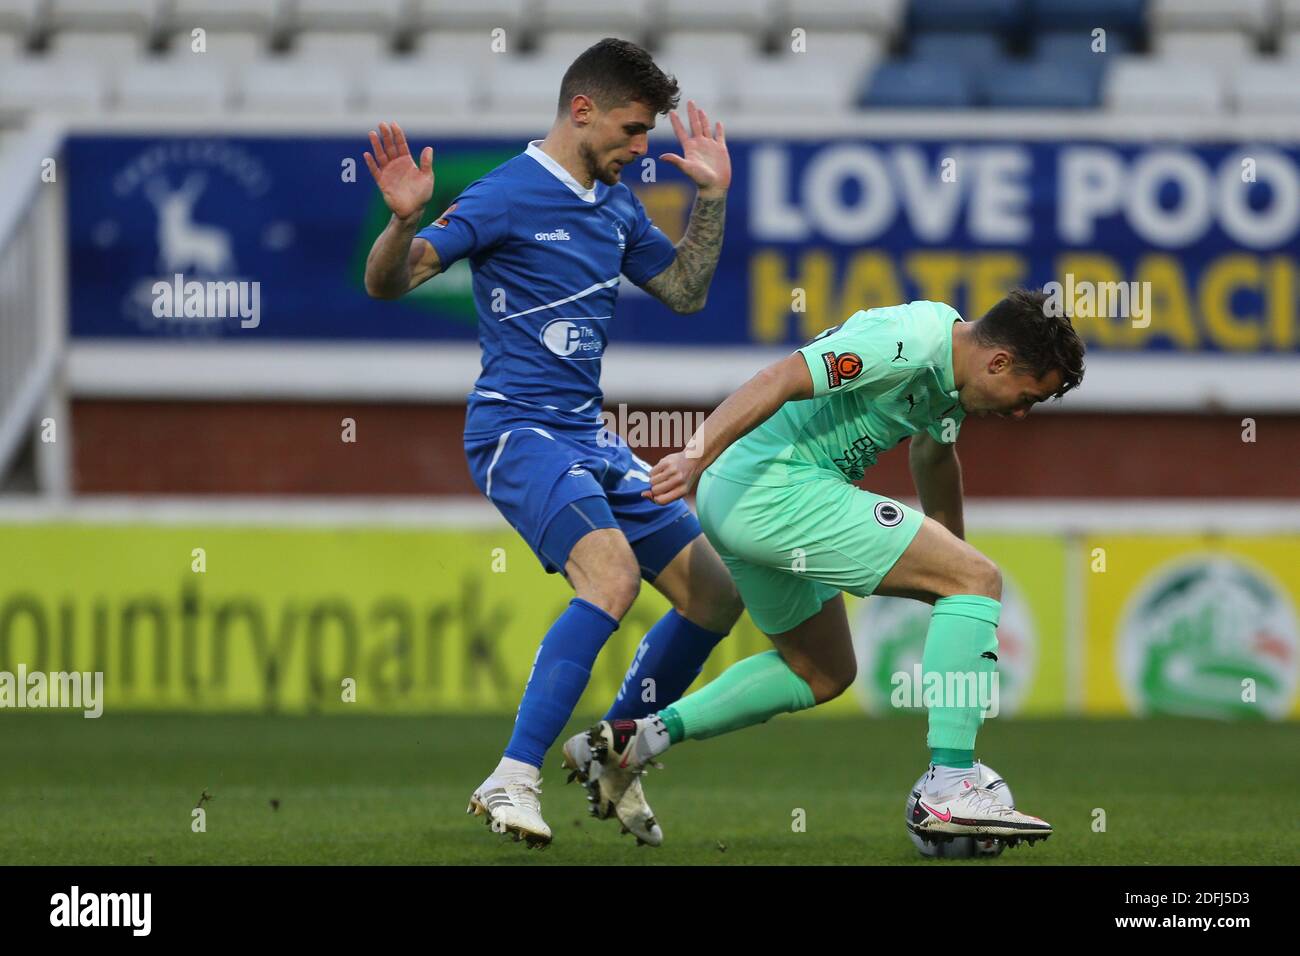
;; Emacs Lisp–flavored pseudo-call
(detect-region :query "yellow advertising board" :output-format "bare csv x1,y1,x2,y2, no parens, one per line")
0,523,1070,717
1082,536,1300,719
2,523,1295,718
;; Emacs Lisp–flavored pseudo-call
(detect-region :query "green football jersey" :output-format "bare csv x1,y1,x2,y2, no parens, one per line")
708,300,967,486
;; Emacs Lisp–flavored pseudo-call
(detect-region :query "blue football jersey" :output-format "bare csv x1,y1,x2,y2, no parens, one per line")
417,141,677,431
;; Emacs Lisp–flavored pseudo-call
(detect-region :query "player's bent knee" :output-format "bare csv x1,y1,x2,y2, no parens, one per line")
699,580,743,633
808,666,856,705
577,565,641,620
962,555,1002,601
787,656,856,705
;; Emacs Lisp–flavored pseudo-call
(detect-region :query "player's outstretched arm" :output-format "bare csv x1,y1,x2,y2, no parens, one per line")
644,352,813,504
643,100,730,314
909,432,965,540
363,121,442,299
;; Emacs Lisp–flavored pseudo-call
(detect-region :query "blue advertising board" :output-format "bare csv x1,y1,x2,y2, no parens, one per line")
67,134,1300,353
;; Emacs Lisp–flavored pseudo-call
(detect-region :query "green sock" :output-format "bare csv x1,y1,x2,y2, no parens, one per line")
923,594,1000,754
930,747,974,769
658,650,815,742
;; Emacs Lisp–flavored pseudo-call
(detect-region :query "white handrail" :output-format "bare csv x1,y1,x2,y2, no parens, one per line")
0,119,66,484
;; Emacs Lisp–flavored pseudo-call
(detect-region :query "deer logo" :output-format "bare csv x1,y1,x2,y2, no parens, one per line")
143,173,234,276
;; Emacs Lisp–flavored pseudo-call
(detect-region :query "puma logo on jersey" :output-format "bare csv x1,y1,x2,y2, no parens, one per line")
534,229,571,241
891,341,907,362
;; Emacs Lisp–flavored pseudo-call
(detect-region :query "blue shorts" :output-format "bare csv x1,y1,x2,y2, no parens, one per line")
464,402,700,579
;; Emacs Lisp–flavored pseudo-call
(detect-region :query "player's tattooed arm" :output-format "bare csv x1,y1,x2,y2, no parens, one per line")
642,193,726,314
909,433,965,540
363,121,441,298
644,100,731,314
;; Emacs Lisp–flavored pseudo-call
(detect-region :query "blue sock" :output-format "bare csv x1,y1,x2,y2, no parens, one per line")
604,609,728,721
503,598,619,769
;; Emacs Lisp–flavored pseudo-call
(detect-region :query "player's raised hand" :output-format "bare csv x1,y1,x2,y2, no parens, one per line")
660,100,731,198
364,121,434,222
643,451,699,505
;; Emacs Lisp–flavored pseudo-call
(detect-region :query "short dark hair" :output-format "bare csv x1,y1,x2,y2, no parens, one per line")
557,38,680,116
972,288,1086,399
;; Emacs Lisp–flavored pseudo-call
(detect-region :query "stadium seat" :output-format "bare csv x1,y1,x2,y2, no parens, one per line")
48,0,161,33
484,57,578,115
536,0,652,35
1230,62,1300,113
1285,0,1300,26
1284,30,1300,57
114,60,230,113
290,31,392,64
656,63,731,112
909,0,1025,33
290,0,407,33
656,31,764,68
910,31,1006,71
535,30,626,63
0,31,20,57
0,59,105,114
862,60,974,108
167,0,285,34
783,0,906,37
0,0,42,41
362,62,479,116
1035,30,1133,59
660,0,774,36
236,61,354,114
410,28,516,83
410,0,531,34
162,28,270,63
48,30,150,64
732,60,863,116
1153,31,1258,66
1148,0,1276,38
773,30,886,69
1103,58,1227,113
1027,0,1145,34
981,59,1102,108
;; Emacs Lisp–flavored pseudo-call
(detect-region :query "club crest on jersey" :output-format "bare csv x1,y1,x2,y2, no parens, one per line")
821,351,863,388
614,223,626,251
874,501,904,527
432,203,457,228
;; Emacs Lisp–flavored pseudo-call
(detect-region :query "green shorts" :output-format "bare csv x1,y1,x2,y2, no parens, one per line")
696,469,925,636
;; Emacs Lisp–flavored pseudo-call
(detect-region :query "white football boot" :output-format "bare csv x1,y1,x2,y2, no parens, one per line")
909,776,1052,847
467,772,552,848
562,720,664,847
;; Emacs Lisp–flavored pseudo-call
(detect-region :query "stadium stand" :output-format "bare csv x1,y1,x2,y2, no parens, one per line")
1,0,1299,116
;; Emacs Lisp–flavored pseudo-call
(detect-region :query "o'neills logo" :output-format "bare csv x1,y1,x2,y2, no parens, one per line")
1118,557,1297,719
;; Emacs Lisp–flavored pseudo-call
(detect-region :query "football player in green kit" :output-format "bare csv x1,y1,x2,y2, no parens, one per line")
583,290,1084,844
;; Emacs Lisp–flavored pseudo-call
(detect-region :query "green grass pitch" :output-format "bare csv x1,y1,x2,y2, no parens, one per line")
2,713,1295,865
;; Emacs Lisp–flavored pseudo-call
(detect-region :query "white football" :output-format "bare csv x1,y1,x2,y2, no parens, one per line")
904,762,1015,858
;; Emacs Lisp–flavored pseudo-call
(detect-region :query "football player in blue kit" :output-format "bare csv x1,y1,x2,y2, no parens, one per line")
363,39,739,847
